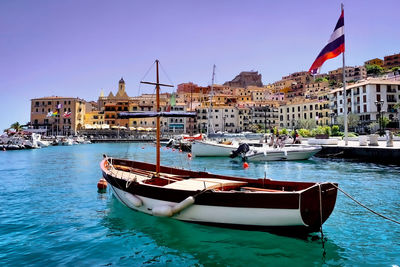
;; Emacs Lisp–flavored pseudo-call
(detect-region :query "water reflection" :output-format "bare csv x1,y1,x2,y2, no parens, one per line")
102,197,345,266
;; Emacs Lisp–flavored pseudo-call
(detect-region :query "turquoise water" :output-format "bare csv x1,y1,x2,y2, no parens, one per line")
0,143,399,266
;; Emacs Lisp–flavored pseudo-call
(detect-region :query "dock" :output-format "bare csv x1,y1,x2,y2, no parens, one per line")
315,140,400,164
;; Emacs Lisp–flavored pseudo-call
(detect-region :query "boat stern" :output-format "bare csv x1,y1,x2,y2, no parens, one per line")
300,182,338,231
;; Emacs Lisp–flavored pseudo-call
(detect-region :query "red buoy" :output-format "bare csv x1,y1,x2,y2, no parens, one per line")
179,149,182,153
142,147,145,149
97,178,107,192
188,153,192,158
172,148,175,152
243,162,249,169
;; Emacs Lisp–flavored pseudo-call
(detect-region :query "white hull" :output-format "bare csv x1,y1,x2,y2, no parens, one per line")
245,146,321,162
111,186,305,227
192,141,237,157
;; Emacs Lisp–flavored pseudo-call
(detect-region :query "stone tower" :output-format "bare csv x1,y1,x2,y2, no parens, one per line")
117,77,126,96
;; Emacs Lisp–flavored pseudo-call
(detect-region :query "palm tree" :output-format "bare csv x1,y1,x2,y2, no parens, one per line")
10,122,23,132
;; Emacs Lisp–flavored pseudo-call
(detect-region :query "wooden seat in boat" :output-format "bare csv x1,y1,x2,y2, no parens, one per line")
163,178,247,191
241,187,283,192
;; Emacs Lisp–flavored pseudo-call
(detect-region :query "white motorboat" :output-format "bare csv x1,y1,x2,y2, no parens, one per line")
61,137,74,146
191,140,239,157
32,133,50,147
242,145,322,162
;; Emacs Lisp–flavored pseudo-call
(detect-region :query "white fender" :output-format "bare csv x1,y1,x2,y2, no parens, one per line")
152,206,173,217
125,193,143,207
152,196,195,217
171,196,195,214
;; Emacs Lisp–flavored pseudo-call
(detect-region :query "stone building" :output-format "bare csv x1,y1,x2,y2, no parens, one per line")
223,71,263,88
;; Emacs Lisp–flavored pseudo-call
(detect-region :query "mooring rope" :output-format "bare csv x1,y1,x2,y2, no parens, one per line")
330,183,400,225
318,183,326,259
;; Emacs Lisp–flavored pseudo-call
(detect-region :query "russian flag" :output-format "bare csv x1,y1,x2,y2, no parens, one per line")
309,10,344,74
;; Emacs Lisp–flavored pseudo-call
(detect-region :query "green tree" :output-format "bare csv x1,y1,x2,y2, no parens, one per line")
379,116,390,128
391,66,400,73
331,125,340,136
296,119,316,130
329,79,337,87
10,122,22,132
366,64,384,76
337,114,360,129
315,77,329,83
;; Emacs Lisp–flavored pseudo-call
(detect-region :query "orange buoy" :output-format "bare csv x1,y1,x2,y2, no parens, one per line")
187,153,192,158
97,178,107,192
243,162,249,169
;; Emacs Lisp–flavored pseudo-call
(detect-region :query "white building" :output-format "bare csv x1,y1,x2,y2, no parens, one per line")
196,106,240,133
330,78,400,130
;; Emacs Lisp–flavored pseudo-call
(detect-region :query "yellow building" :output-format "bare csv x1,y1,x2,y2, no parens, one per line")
84,111,105,129
30,96,86,135
364,58,383,67
279,98,330,129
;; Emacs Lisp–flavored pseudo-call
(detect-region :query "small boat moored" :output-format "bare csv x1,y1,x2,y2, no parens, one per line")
99,60,338,235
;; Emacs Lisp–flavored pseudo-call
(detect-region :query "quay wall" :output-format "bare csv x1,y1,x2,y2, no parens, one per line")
316,146,400,164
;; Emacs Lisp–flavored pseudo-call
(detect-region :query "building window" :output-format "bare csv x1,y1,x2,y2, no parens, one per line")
376,84,380,92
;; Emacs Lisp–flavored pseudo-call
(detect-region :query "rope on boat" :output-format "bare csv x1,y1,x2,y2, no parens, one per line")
318,184,326,259
330,183,400,225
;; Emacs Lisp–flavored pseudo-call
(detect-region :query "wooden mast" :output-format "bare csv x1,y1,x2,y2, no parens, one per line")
156,60,161,174
141,59,173,175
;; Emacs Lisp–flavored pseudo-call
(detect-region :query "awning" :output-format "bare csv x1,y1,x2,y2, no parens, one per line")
119,111,196,119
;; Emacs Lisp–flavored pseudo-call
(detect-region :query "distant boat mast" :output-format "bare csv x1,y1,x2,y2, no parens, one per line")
207,64,216,136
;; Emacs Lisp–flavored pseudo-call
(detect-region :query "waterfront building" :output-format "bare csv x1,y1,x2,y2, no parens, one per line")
279,98,330,129
383,52,400,70
167,103,188,133
330,78,400,131
196,106,240,133
250,104,279,131
237,106,252,132
30,96,86,135
84,111,105,129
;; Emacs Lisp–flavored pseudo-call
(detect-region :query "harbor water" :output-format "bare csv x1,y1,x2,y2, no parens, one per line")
0,143,399,266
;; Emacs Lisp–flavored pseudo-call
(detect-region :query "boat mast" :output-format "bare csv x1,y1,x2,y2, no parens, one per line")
207,64,216,136
156,60,161,173
141,59,173,175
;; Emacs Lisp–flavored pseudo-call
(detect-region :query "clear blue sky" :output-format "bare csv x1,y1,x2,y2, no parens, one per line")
1,0,399,130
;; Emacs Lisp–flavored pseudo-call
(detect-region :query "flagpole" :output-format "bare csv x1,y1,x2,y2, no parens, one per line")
342,3,348,146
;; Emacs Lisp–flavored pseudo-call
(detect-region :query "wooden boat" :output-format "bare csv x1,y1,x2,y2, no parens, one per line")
100,60,338,233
